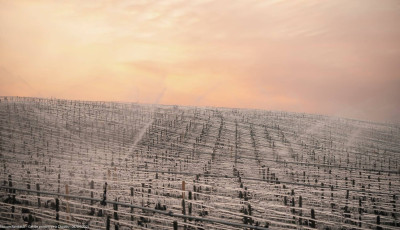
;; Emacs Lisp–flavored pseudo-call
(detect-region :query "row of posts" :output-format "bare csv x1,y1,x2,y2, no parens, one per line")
4,175,393,229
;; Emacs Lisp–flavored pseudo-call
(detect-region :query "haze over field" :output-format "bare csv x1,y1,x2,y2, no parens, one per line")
1,96,399,229
1,0,400,122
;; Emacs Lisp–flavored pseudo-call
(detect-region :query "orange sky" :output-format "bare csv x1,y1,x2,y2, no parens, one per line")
1,0,399,123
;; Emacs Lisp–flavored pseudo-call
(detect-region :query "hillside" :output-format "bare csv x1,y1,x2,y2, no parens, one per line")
0,96,399,229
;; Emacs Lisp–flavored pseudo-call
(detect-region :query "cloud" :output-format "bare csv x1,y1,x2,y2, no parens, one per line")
0,0,399,122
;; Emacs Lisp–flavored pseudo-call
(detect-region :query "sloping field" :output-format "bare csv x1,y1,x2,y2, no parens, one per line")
0,96,399,229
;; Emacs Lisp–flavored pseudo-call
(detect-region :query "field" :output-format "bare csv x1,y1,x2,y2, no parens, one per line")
0,96,399,229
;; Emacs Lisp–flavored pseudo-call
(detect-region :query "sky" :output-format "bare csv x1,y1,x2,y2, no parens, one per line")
1,0,400,123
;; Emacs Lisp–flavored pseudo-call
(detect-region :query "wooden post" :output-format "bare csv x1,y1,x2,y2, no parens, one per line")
55,198,60,222
36,184,41,207
90,180,94,215
182,181,185,199
299,196,303,225
173,220,178,230
106,215,110,230
114,198,119,230
359,197,363,227
65,184,70,220
310,208,316,228
9,175,15,217
26,183,30,205
101,182,108,206
130,187,134,221
182,199,186,217
8,175,12,193
57,174,60,194
376,216,382,230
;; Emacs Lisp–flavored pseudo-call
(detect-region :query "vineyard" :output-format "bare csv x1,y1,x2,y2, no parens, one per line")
0,96,399,229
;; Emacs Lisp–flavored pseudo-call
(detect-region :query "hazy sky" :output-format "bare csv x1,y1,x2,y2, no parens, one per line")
1,0,399,123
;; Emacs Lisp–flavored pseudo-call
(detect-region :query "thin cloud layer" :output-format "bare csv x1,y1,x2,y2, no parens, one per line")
1,0,399,122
